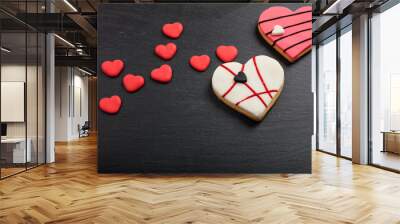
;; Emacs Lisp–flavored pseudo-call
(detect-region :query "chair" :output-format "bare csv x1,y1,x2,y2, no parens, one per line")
79,121,90,138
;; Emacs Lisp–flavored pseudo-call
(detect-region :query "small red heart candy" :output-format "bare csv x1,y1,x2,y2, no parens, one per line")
162,22,183,39
101,59,124,78
216,45,238,62
189,55,211,72
99,95,122,114
154,43,177,60
151,64,173,83
122,74,145,93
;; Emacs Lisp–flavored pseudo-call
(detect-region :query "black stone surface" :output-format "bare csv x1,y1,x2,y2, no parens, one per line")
98,3,313,173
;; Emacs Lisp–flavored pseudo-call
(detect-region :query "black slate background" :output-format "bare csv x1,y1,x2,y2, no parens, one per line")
97,3,313,173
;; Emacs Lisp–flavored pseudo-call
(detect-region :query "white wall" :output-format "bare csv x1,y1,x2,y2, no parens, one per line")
55,67,69,141
55,67,89,141
71,73,89,138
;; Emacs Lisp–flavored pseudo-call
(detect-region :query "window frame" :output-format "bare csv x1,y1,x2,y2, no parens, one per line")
315,24,353,160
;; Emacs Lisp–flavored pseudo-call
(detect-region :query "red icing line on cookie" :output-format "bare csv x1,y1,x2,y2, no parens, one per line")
222,83,237,98
220,58,279,108
222,64,244,97
252,56,273,100
235,90,278,106
258,6,312,61
220,64,268,108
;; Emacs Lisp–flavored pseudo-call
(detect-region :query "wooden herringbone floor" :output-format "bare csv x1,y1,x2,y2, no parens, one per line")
1,135,400,224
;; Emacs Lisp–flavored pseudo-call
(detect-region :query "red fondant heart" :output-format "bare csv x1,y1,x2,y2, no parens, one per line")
258,6,312,62
154,43,177,60
101,59,124,77
122,74,145,93
99,95,122,114
162,22,183,39
151,64,173,83
216,45,238,62
189,55,211,72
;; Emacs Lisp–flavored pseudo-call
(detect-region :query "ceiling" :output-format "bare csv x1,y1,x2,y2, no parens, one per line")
0,0,391,73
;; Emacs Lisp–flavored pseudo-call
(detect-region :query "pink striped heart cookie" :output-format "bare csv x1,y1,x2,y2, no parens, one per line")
212,55,284,122
258,6,312,63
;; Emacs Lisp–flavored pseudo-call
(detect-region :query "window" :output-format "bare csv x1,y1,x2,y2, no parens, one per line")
390,75,400,130
370,3,400,171
316,26,353,159
0,1,46,179
340,28,352,158
318,36,337,154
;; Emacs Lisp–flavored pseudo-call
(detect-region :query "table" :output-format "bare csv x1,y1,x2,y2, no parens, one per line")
382,131,400,154
1,138,31,163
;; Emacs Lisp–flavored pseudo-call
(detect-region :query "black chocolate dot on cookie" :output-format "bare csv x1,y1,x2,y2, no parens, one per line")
234,71,247,83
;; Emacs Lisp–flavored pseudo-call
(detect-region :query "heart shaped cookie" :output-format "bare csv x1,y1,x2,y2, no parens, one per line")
155,43,177,60
162,22,183,39
122,74,145,93
258,6,312,63
216,45,238,62
99,95,122,114
190,55,211,72
151,64,173,83
101,59,124,78
212,55,284,121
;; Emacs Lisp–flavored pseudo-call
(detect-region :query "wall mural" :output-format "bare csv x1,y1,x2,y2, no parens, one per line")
98,4,313,173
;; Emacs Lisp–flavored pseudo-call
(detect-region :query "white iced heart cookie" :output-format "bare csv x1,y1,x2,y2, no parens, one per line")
211,55,284,121
271,25,285,36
